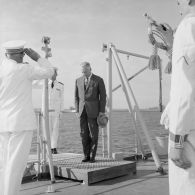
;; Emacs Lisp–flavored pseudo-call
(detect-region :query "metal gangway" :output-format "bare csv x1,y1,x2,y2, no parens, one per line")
27,41,166,188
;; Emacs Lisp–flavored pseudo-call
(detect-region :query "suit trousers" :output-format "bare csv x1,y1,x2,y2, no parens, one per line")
169,130,195,195
49,111,60,149
0,130,33,195
80,107,99,159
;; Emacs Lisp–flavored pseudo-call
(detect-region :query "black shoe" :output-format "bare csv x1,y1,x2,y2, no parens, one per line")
89,158,96,163
51,148,58,154
82,157,90,162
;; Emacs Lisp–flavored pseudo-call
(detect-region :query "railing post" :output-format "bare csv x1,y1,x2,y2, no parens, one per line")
132,108,138,156
41,36,55,184
37,111,41,177
101,127,106,158
107,43,113,159
159,65,163,112
111,44,163,173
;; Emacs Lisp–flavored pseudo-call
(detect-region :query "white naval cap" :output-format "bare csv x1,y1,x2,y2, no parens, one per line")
2,40,26,54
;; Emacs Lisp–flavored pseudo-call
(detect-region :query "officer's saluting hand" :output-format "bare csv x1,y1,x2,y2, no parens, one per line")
24,48,41,62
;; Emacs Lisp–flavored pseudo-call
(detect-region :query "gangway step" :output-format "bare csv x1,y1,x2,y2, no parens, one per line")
27,153,136,185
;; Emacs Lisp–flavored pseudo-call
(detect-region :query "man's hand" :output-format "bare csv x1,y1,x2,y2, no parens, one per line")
24,48,41,62
169,147,191,169
99,112,105,117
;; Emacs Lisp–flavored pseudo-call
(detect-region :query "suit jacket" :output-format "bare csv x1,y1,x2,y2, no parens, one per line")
75,74,106,118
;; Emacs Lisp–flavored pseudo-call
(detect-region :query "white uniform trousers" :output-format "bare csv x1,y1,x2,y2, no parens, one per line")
169,130,195,195
49,111,60,149
0,131,33,195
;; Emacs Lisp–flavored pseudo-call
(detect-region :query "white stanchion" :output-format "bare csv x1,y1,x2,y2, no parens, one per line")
113,56,146,158
41,37,55,184
111,44,165,174
106,44,113,158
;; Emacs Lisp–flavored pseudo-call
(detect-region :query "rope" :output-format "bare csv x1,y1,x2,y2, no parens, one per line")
164,48,172,74
147,22,173,74
148,43,161,70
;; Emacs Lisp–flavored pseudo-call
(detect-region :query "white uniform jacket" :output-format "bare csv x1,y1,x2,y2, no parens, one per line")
33,80,64,112
0,58,54,132
169,14,195,136
48,80,64,112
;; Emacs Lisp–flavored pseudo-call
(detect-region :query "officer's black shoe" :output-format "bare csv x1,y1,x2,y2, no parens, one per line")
82,156,90,162
51,148,58,154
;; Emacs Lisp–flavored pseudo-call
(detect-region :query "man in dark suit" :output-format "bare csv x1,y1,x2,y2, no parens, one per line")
75,62,106,163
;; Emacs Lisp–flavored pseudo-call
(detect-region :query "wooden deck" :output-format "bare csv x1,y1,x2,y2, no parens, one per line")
26,153,136,185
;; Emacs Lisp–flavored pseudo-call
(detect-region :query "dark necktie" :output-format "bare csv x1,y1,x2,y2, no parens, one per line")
85,77,89,90
51,81,54,88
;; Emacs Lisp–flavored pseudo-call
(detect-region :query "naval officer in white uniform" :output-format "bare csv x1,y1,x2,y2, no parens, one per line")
49,68,64,154
161,0,195,194
0,40,54,195
33,68,64,154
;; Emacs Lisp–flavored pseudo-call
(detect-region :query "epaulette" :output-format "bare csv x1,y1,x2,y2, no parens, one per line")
23,62,29,64
58,82,64,85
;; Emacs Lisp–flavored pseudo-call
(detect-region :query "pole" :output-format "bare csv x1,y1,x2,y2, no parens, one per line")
101,128,106,158
112,66,148,92
133,108,139,156
112,56,146,157
159,65,163,112
116,49,150,60
107,43,113,158
37,111,41,177
102,44,150,60
41,36,55,183
111,44,164,173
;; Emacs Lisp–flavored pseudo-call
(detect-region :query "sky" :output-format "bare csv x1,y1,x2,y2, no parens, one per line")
0,0,181,109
